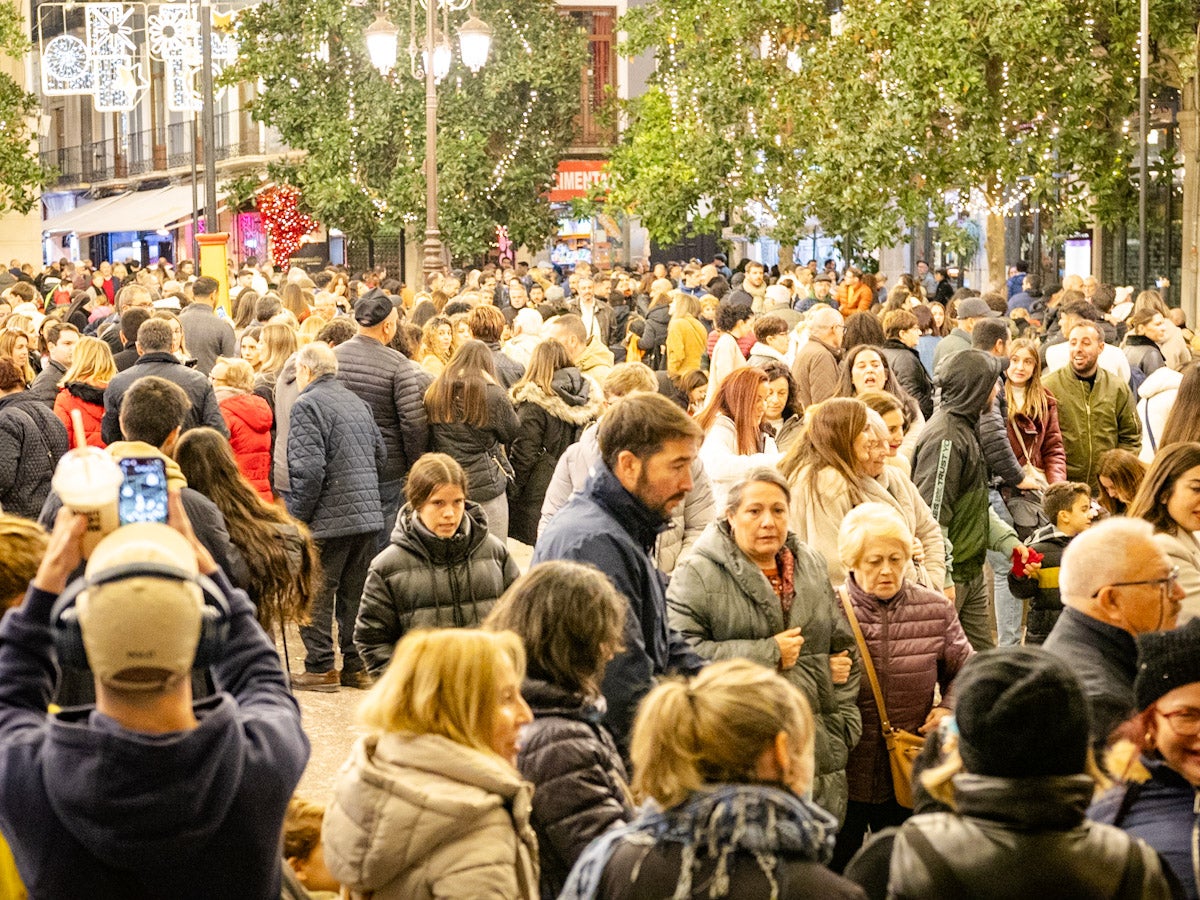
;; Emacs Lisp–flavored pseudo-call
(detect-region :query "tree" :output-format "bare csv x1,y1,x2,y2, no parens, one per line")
609,0,1197,276
0,1,48,215
225,0,584,261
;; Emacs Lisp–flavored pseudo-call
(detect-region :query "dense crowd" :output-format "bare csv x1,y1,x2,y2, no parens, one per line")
0,251,1198,898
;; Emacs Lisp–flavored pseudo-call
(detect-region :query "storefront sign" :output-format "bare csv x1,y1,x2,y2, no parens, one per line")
549,160,608,202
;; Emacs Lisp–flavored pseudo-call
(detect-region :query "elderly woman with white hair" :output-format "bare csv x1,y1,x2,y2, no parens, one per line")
503,308,545,370
667,467,863,824
831,502,973,871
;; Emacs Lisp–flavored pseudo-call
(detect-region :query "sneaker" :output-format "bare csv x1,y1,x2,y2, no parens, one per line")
340,669,374,690
290,670,339,692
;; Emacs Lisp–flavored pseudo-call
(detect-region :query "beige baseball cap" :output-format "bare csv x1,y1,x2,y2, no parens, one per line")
76,523,204,692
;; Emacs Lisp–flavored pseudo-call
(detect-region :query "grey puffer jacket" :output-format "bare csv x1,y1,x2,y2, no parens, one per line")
890,774,1173,899
516,678,633,899
334,334,431,485
667,521,863,823
429,383,521,503
508,369,601,545
538,424,715,573
0,390,68,520
841,574,973,805
355,501,519,676
285,374,386,540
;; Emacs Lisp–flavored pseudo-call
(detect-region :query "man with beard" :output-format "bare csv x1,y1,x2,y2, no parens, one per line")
533,392,707,752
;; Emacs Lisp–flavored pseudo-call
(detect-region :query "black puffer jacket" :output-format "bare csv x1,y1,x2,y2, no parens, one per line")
355,501,519,675
640,302,672,370
0,390,68,519
101,352,228,445
488,341,526,390
517,678,633,899
880,339,934,420
508,369,601,545
429,383,521,503
889,774,1174,898
334,334,431,485
1122,334,1167,379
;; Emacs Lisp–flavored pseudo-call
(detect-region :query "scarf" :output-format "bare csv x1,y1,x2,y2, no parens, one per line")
560,783,837,900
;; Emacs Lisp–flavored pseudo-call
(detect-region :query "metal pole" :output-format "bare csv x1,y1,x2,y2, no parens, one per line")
190,114,199,260
421,0,443,285
1139,0,1150,289
199,0,219,235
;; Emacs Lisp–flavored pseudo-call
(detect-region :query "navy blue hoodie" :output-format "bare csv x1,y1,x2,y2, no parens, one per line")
0,570,310,899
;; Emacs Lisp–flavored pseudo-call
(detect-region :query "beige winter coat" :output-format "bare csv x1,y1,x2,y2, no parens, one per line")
322,732,539,900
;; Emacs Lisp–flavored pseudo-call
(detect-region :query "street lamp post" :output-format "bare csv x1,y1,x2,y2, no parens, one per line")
1138,0,1149,290
365,0,491,287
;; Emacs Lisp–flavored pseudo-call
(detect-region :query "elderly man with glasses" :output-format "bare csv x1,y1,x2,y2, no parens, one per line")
1045,517,1185,750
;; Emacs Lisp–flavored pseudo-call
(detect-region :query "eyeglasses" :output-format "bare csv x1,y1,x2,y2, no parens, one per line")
1094,571,1176,600
1157,706,1200,738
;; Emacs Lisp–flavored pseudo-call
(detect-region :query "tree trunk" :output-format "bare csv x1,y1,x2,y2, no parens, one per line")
985,211,1007,290
778,243,795,272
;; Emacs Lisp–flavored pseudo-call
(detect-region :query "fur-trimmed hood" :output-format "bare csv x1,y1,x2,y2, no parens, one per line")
510,367,602,426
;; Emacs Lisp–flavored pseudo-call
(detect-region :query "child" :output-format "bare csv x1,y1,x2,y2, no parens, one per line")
1009,481,1094,645
281,797,340,899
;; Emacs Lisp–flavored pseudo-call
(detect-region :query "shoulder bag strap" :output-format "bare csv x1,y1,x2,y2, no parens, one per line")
898,822,970,895
837,586,895,734
1141,397,1158,453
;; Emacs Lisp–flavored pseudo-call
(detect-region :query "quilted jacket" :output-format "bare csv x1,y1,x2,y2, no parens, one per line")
53,382,106,448
881,339,934,420
516,678,633,899
507,370,601,545
428,382,521,504
334,334,430,486
668,521,862,823
218,388,274,502
840,574,972,805
488,341,526,390
0,390,68,519
100,351,228,445
354,502,519,676
285,374,386,540
323,732,539,900
1008,527,1072,644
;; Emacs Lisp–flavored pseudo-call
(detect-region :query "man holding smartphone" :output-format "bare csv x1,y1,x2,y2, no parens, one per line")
0,500,309,898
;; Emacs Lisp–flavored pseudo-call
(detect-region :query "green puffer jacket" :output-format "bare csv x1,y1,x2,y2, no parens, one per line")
1043,365,1141,489
666,521,863,823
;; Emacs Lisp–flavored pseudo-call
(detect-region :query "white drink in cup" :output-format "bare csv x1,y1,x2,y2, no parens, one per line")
52,447,122,557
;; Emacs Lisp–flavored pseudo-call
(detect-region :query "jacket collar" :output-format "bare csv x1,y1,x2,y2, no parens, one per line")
1057,607,1137,670
587,464,670,552
951,773,1094,829
522,677,604,723
134,351,181,367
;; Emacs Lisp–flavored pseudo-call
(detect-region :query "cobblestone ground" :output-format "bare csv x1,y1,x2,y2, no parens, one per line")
286,539,535,803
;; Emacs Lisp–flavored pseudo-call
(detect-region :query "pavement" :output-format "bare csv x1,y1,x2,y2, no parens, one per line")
288,538,535,803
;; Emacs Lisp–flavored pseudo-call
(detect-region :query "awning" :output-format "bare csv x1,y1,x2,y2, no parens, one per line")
123,184,224,233
41,193,132,234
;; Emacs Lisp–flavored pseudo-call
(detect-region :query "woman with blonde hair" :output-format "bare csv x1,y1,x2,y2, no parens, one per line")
322,628,538,899
561,659,862,899
254,321,298,410
666,292,707,376
52,335,116,448
211,356,274,502
419,315,455,376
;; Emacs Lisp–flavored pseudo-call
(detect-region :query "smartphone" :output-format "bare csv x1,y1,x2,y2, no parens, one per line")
118,457,169,526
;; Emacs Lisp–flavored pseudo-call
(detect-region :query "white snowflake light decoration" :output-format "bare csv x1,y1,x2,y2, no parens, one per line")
42,34,93,94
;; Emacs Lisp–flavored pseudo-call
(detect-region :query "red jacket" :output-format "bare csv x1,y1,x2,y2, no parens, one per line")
1006,393,1068,484
53,383,106,448
219,391,274,502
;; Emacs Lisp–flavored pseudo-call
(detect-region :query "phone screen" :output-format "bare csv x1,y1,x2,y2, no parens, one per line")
118,457,169,526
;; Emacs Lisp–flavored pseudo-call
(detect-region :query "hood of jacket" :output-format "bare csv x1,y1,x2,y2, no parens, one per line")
390,499,490,564
510,370,600,425
1138,365,1182,400
43,696,248,866
950,773,1094,830
331,731,530,889
522,677,605,724
576,338,615,371
217,389,273,433
106,440,187,491
938,349,1000,420
64,381,105,405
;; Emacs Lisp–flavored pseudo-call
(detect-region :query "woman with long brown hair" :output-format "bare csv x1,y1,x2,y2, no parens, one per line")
425,339,520,542
696,366,781,513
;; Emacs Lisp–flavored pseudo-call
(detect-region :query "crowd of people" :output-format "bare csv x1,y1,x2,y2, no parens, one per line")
0,250,1198,898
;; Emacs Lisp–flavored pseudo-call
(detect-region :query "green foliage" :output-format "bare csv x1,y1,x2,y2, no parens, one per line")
0,2,50,215
224,0,584,261
221,173,265,213
608,0,1198,252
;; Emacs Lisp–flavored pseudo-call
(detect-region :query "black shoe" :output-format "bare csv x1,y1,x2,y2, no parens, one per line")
340,669,374,689
290,670,339,692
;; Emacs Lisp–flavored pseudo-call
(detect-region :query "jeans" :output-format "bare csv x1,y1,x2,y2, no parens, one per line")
300,533,374,674
954,571,995,651
478,491,509,544
988,488,1023,646
377,479,402,553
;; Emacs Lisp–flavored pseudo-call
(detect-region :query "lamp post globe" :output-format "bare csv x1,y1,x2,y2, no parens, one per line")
365,10,400,74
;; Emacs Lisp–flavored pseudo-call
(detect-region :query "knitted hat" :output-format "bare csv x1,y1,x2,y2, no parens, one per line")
1135,619,1200,711
954,647,1091,778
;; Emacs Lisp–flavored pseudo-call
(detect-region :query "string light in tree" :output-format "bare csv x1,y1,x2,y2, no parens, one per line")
258,184,318,265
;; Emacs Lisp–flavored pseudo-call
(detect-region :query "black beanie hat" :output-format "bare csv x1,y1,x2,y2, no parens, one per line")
954,647,1091,778
1135,619,1200,711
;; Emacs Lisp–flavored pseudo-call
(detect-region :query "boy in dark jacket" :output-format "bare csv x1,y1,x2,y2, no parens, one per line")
1009,481,1094,645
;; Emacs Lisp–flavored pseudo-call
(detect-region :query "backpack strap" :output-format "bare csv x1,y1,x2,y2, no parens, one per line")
897,822,970,895
1113,836,1147,900
1141,398,1158,453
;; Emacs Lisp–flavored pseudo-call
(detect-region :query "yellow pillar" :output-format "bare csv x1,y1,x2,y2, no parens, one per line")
197,232,231,317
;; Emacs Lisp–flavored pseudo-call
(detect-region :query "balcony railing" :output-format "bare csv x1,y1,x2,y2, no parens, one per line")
41,112,288,186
